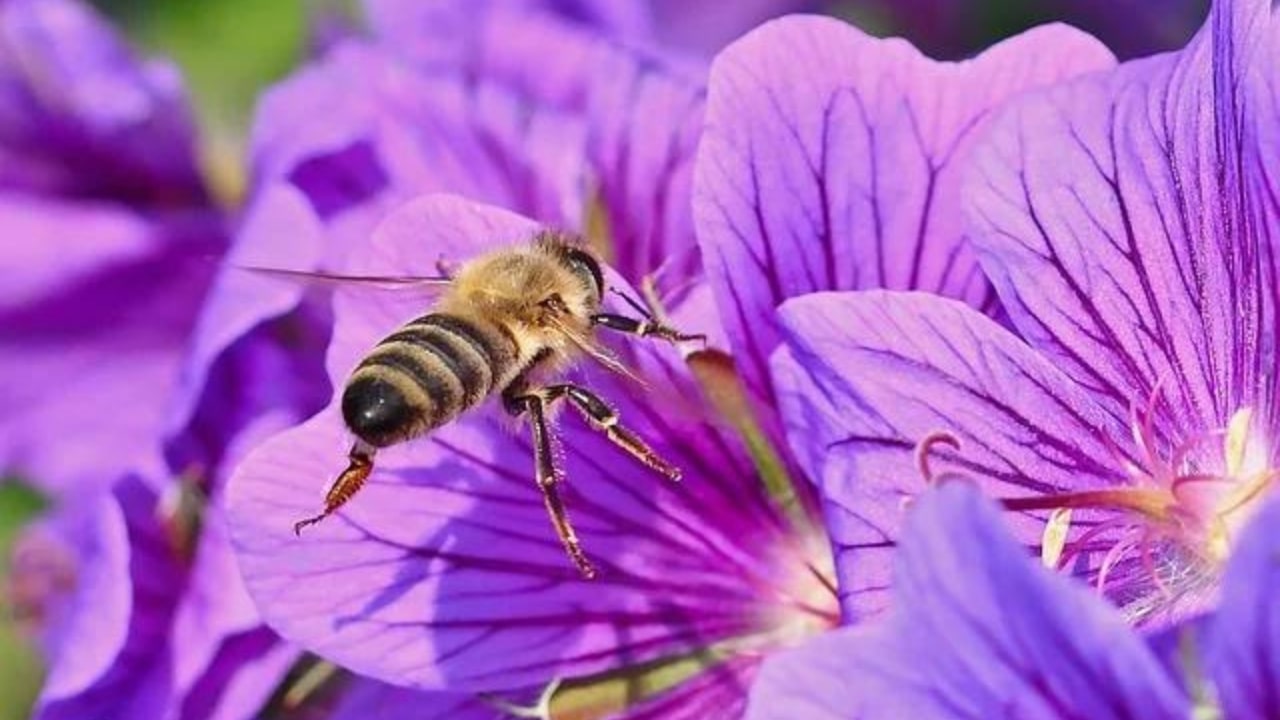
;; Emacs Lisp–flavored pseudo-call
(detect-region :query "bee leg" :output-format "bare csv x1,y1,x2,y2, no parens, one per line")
546,383,681,482
505,388,597,579
293,442,376,535
592,291,706,345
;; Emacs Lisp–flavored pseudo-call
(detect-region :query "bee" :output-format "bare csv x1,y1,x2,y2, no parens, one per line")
279,231,702,578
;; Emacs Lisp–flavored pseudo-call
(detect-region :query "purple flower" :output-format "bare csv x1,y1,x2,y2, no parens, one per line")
746,480,1279,719
0,0,223,495
771,0,1279,627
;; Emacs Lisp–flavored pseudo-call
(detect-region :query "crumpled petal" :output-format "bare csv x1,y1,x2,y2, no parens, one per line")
162,182,331,484
0,0,203,201
772,291,1126,619
747,483,1188,720
229,195,813,692
1206,495,1280,719
965,0,1278,437
693,16,1114,404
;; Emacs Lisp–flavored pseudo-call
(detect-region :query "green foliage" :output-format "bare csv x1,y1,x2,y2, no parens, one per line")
0,481,50,720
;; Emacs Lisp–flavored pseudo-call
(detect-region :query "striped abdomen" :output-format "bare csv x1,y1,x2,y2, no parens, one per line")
341,313,518,448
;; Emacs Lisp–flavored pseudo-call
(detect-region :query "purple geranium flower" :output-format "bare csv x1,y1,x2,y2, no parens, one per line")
771,0,1278,627
0,0,223,494
746,480,1279,719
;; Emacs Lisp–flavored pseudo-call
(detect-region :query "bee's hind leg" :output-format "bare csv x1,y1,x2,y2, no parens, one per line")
504,387,597,579
293,441,376,535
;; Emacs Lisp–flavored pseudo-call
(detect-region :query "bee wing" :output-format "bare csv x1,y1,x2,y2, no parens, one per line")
234,265,454,297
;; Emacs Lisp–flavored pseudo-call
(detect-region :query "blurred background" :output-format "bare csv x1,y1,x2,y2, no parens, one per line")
0,0,1208,717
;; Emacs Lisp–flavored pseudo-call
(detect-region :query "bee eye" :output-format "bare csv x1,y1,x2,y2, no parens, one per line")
565,248,605,300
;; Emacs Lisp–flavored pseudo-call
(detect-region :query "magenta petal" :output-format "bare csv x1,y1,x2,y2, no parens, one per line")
772,291,1126,619
965,0,1277,433
694,16,1114,402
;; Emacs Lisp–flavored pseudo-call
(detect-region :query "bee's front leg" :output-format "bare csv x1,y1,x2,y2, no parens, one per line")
503,384,597,579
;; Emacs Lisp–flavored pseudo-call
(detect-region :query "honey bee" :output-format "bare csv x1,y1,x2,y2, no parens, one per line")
280,231,702,578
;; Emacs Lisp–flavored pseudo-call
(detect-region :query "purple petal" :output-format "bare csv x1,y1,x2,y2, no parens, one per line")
329,681,502,720
772,291,1127,619
251,41,585,230
746,624,907,720
162,183,332,486
582,40,705,297
965,0,1277,436
35,476,186,720
749,484,1188,719
1206,495,1280,718
168,505,281,715
192,640,297,720
693,16,1114,404
0,0,203,202
365,0,654,56
0,201,219,493
13,491,129,702
228,195,827,691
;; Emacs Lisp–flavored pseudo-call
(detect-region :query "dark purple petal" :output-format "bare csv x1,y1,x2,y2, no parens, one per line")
694,16,1114,404
772,291,1127,619
329,680,503,720
749,484,1188,719
965,0,1278,438
34,476,186,720
168,506,284,717
1206,496,1280,719
187,639,297,720
0,0,204,203
12,491,128,703
229,196,828,691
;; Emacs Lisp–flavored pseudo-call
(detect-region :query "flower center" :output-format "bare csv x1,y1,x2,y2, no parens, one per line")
919,396,1276,623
